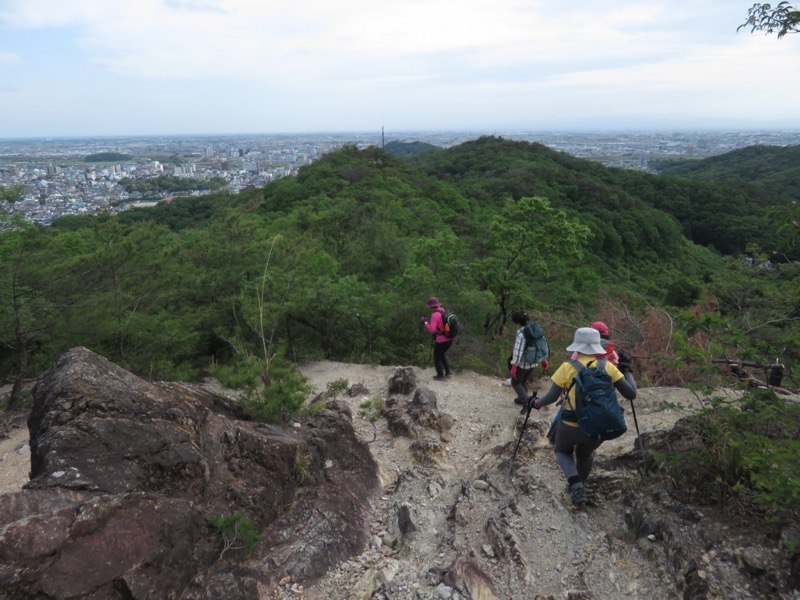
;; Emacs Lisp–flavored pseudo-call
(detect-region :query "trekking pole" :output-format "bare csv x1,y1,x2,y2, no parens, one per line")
620,352,645,459
629,399,645,457
512,395,537,461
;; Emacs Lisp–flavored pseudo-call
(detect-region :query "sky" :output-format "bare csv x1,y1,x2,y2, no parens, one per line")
0,0,799,138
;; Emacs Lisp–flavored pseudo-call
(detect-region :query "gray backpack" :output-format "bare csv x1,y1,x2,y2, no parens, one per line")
522,322,549,364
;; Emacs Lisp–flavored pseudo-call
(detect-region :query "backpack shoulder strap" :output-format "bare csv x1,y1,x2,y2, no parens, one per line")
569,358,596,372
527,322,544,338
568,358,597,392
566,359,587,395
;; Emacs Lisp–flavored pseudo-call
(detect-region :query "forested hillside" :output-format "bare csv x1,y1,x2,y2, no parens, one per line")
408,135,793,258
1,138,798,412
654,143,800,203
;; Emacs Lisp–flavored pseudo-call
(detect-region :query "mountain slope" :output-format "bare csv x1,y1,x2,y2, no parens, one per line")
409,135,786,257
655,143,800,204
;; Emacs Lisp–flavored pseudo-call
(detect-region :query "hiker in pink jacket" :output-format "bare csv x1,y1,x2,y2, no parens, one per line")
421,296,453,381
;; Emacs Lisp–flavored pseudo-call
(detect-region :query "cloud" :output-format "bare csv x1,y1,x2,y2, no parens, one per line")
0,51,21,65
163,0,231,12
0,0,797,136
0,0,748,84
0,0,109,27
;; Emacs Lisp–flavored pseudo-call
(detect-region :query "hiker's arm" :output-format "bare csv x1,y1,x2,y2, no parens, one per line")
535,383,563,407
510,331,525,365
614,372,637,400
424,311,441,335
613,353,637,400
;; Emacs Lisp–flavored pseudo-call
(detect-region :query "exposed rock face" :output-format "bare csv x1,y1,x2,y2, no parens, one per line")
0,347,380,600
613,424,800,600
385,382,453,445
387,366,417,396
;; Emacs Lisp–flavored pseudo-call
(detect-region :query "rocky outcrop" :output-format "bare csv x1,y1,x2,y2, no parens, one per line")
611,425,800,600
385,380,454,445
387,367,417,396
0,347,380,600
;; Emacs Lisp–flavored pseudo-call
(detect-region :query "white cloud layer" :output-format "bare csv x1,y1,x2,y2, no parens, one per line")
0,0,798,136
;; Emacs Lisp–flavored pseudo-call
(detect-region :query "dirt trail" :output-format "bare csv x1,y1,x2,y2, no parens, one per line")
286,361,705,600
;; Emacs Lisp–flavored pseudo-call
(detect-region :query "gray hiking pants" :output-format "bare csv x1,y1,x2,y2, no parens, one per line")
553,422,603,483
511,366,535,404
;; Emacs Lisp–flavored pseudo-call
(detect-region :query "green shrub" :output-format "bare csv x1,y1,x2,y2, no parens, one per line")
294,448,312,482
207,511,260,559
326,378,349,399
655,389,800,526
241,356,310,423
358,395,385,443
358,395,384,423
210,353,310,423
208,356,263,389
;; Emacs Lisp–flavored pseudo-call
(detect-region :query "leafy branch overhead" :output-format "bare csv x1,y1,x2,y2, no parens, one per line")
740,2,800,37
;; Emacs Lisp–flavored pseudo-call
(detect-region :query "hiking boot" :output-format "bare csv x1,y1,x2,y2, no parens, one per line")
501,378,513,387
568,482,588,506
433,375,446,381
445,370,454,378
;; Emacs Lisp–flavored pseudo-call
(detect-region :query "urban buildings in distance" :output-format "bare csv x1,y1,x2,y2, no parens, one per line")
1,129,799,228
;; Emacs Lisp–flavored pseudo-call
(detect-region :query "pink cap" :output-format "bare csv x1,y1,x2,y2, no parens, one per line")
590,321,609,337
426,297,441,309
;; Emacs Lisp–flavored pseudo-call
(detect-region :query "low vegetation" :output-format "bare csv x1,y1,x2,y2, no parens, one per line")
654,388,799,531
207,511,261,559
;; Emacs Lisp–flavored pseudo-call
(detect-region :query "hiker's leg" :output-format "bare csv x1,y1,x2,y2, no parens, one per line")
433,340,453,377
432,342,446,377
511,366,534,404
553,423,582,480
519,367,534,389
511,381,528,404
575,439,603,482
440,340,453,375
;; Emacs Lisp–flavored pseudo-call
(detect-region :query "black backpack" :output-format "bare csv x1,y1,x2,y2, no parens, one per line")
439,309,460,338
568,358,627,441
521,322,549,365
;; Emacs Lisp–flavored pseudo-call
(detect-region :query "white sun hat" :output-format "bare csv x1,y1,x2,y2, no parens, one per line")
566,327,606,355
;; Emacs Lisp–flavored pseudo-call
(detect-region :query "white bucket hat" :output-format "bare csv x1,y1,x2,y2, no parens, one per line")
566,327,606,355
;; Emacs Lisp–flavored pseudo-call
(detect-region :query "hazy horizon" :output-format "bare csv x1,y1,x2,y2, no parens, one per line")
2,123,800,144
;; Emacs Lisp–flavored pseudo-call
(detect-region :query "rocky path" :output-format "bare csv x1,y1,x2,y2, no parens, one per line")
273,361,703,600
3,364,778,599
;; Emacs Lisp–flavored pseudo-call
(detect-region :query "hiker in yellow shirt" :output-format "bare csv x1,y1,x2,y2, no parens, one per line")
530,327,637,506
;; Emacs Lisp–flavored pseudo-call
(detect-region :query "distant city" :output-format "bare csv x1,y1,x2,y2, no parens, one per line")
1,129,799,228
